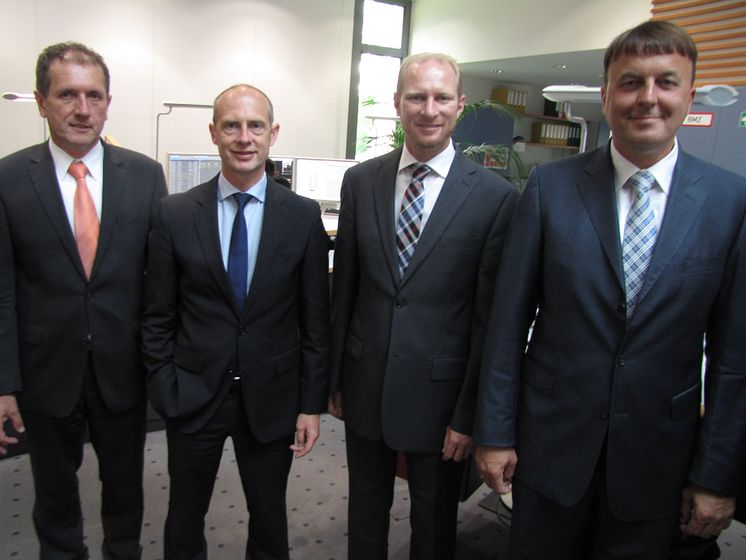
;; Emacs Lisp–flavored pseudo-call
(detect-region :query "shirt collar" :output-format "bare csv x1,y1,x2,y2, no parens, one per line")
610,139,678,195
398,141,456,179
48,138,104,182
217,172,268,203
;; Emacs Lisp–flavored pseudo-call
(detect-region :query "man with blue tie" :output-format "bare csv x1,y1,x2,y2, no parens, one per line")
474,21,746,559
141,84,330,560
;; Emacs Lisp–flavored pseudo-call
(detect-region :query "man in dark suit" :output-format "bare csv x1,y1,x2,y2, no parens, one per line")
329,53,517,559
474,21,746,559
0,42,167,559
141,84,329,560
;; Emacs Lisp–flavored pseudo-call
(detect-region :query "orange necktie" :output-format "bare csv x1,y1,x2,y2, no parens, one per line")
69,161,100,279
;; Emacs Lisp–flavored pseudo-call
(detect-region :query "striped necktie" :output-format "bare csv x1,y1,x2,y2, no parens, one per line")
622,170,658,318
396,164,431,277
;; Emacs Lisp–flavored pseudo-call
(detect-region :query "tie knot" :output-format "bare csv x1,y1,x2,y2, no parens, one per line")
410,163,431,183
69,161,89,181
629,170,655,195
233,192,253,210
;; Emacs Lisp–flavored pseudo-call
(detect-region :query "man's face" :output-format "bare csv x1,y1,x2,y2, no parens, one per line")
209,87,279,190
602,52,695,168
394,59,465,162
35,60,111,159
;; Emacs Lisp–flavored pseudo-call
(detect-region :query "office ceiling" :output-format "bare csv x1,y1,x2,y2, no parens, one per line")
460,49,606,89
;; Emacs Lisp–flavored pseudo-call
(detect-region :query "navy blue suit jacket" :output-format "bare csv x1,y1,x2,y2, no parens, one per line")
474,143,746,521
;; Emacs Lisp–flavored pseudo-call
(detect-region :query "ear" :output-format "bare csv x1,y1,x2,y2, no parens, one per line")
269,122,280,147
456,94,466,117
209,122,218,146
393,92,401,116
34,90,47,118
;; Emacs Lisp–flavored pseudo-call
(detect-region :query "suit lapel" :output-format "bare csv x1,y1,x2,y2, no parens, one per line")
27,144,85,278
636,152,706,305
371,149,402,286
244,181,285,316
577,146,625,291
192,179,239,312
96,144,125,279
399,152,476,287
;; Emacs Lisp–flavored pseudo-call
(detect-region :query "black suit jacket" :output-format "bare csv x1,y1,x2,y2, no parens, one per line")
141,177,329,438
330,148,518,453
0,141,168,416
474,144,746,521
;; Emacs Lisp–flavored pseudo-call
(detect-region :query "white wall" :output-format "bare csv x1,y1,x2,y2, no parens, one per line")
0,0,355,164
410,0,651,63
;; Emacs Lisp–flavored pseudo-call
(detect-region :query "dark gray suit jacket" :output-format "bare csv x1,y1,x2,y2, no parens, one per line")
141,177,330,438
0,141,167,416
330,148,518,453
474,143,746,521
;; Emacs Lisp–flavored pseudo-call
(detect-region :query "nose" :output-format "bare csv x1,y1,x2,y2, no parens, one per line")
637,79,657,105
74,93,90,115
422,97,438,117
237,124,251,143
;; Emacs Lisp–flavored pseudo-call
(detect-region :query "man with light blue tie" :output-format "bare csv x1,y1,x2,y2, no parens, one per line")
141,84,330,560
474,21,746,559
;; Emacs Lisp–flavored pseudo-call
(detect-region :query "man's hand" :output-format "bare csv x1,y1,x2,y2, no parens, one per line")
474,445,517,494
442,427,471,462
680,484,735,539
327,391,343,420
290,413,320,458
0,394,24,456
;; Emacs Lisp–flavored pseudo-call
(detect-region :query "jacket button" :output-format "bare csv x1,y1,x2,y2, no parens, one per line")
617,356,625,366
617,303,626,314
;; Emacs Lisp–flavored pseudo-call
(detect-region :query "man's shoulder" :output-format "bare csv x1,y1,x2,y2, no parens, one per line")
269,180,322,216
104,144,161,171
453,153,516,195
0,143,47,172
678,151,746,191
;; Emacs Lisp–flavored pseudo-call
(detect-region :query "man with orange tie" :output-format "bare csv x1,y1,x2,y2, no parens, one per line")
0,42,167,559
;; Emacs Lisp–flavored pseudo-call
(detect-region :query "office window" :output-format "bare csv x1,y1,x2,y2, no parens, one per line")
346,0,411,161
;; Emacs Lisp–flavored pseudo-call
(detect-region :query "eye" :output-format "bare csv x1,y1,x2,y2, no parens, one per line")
250,121,266,132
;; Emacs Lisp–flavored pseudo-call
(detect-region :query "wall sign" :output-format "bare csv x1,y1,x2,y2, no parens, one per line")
682,113,714,127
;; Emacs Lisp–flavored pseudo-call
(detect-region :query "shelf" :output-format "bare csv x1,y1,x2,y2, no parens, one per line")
524,142,579,150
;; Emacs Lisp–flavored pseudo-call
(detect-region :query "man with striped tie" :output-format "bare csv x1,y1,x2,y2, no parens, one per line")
329,52,517,559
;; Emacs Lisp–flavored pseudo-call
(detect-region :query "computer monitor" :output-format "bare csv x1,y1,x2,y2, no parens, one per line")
167,153,222,193
292,157,358,203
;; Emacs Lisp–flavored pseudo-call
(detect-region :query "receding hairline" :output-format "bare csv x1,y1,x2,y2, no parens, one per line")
212,84,275,125
396,52,463,97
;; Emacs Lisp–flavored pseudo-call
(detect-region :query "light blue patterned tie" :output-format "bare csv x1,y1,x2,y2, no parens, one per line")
396,164,431,277
622,170,658,318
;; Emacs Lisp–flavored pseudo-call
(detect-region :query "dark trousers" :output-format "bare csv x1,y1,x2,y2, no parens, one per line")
23,362,146,560
345,425,464,560
509,452,679,560
164,386,293,560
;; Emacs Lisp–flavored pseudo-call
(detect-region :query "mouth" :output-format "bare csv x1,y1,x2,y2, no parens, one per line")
232,150,256,161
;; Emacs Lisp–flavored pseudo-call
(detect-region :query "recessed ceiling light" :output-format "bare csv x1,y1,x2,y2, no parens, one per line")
489,68,503,74
554,64,568,69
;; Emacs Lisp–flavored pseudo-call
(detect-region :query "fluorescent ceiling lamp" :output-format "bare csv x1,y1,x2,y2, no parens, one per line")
2,91,36,102
162,101,211,109
542,84,739,107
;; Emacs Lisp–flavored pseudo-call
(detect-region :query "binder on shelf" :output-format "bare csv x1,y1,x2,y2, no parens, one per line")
491,86,526,112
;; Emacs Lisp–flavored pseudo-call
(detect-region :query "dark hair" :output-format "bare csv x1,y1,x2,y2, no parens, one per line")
603,21,697,85
36,41,110,96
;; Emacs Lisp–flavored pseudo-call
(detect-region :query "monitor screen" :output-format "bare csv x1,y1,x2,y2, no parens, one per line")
292,158,358,203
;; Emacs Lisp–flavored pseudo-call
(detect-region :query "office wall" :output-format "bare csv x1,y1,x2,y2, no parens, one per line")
410,0,650,64
0,0,355,165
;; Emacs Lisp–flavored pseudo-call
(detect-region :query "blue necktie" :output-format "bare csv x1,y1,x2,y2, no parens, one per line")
228,192,252,308
622,170,658,318
396,163,431,277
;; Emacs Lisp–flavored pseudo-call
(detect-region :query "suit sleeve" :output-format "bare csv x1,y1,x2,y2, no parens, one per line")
449,183,518,435
297,202,331,413
473,170,544,447
140,199,180,418
690,205,746,496
329,170,359,393
0,193,21,395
